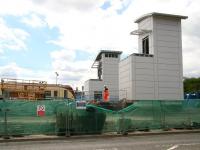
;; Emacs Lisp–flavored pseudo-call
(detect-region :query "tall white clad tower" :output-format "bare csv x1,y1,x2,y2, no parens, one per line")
119,12,188,100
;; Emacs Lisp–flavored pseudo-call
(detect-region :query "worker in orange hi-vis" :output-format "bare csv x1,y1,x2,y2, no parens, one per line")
103,85,109,102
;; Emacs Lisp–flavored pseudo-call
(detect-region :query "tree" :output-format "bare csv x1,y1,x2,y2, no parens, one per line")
184,77,200,93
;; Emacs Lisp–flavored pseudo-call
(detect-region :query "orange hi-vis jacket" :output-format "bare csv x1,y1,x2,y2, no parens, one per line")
103,89,109,102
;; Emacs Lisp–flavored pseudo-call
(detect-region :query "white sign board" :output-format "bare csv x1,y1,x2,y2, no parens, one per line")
37,105,45,116
76,101,86,109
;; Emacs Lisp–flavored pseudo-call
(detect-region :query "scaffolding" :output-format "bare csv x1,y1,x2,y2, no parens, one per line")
1,78,47,100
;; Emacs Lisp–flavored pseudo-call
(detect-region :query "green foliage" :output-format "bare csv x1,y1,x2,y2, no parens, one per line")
184,77,200,93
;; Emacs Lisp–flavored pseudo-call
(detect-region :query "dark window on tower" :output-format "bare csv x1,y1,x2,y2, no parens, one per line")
24,85,28,90
94,91,102,101
64,90,68,99
142,36,149,54
54,91,58,97
45,91,51,97
105,53,108,57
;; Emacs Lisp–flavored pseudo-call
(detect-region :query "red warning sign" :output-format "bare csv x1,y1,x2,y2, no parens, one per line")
37,105,45,117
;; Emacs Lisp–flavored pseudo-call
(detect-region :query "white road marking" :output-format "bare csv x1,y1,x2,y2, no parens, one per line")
180,143,200,146
166,142,200,150
167,145,179,150
95,148,118,150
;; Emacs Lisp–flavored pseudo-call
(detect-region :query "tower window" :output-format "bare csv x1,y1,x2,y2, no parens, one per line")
142,36,149,54
105,53,118,58
54,90,58,97
94,91,102,101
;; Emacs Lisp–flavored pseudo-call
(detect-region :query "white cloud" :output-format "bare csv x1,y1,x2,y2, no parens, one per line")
50,49,76,62
31,0,103,12
50,49,96,88
0,17,29,51
0,62,31,79
0,49,3,54
21,14,46,28
0,0,33,16
0,0,200,88
0,62,58,85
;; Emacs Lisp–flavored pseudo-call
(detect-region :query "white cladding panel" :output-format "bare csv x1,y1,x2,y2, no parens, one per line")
84,80,89,92
135,62,154,69
89,81,104,90
154,16,183,100
119,56,133,100
157,41,179,47
135,75,154,81
157,30,179,37
157,52,179,59
158,75,180,82
136,87,154,94
158,64,180,70
135,80,154,87
158,82,180,88
135,93,155,100
135,56,154,63
158,70,180,76
159,88,180,94
157,35,179,42
136,69,154,75
120,55,156,100
158,94,182,100
84,80,104,100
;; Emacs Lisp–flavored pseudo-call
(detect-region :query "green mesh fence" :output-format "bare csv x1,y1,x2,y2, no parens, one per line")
1,99,200,137
0,100,67,136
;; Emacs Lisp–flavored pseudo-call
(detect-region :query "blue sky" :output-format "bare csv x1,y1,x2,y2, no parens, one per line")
1,15,61,70
0,0,200,88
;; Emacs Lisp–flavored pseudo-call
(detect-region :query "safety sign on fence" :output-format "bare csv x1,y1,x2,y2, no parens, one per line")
37,105,45,116
76,101,86,109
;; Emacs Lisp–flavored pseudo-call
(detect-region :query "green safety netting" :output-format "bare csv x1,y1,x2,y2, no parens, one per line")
1,99,200,137
0,100,66,136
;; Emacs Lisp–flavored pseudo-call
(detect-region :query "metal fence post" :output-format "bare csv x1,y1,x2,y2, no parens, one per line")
3,99,10,139
161,101,166,130
65,100,70,137
95,109,97,134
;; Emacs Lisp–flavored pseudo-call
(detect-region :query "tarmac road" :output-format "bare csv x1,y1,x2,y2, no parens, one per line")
1,133,200,150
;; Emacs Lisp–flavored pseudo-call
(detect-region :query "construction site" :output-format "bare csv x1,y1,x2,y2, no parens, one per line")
1,12,200,140
0,78,75,100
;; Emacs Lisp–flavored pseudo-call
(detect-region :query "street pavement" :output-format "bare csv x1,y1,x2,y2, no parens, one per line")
0,133,200,150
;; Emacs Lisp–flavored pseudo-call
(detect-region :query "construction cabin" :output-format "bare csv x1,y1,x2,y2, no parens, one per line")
84,12,188,101
0,78,75,100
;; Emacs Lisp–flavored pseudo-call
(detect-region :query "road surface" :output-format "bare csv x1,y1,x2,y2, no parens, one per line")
1,133,200,150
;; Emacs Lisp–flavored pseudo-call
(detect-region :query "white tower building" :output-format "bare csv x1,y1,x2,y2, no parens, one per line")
119,12,188,100
84,50,122,101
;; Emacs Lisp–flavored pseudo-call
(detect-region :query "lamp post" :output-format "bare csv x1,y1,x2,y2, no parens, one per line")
55,72,59,85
